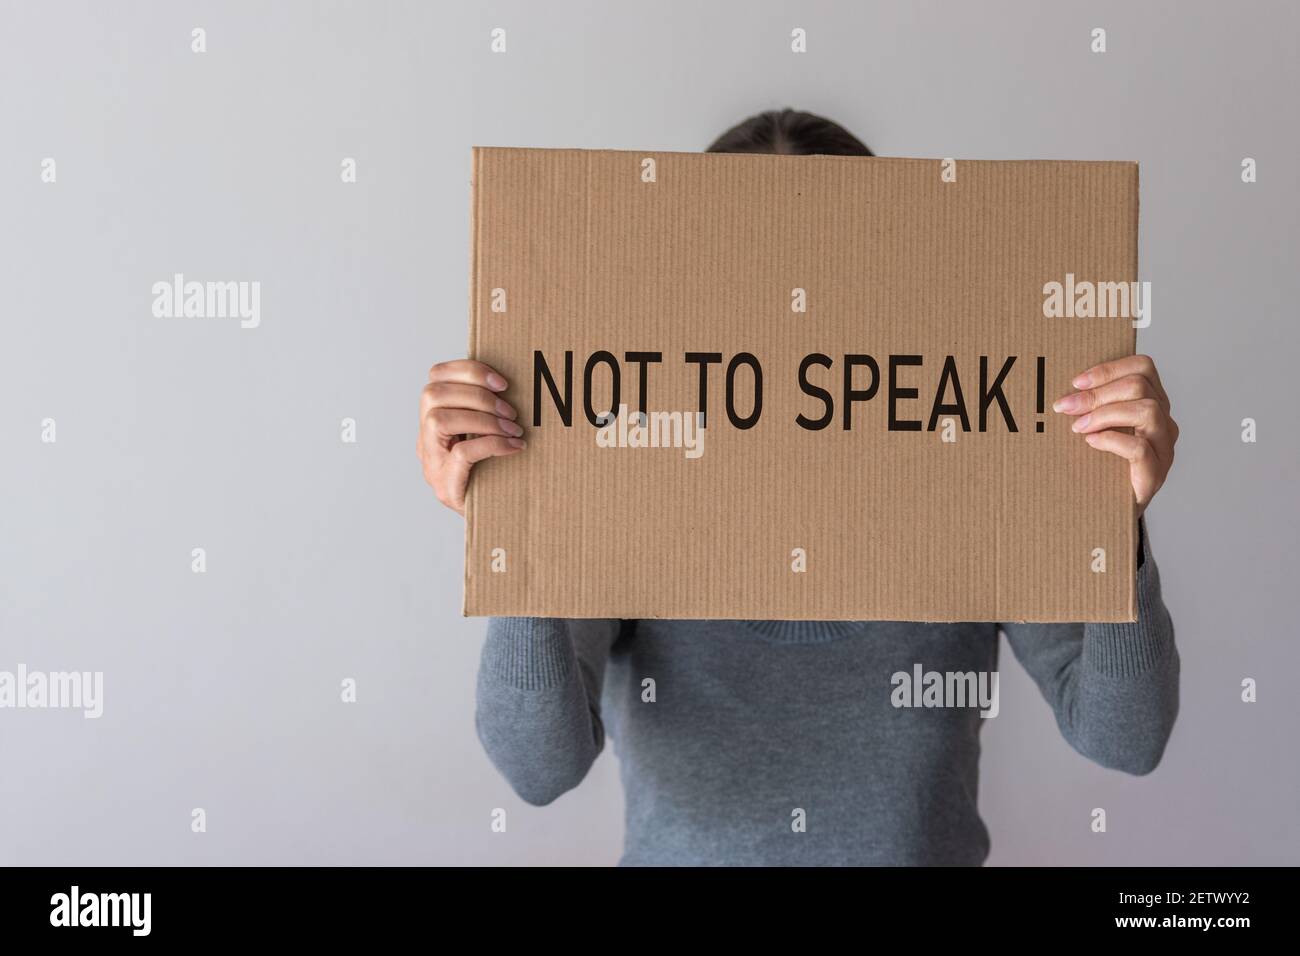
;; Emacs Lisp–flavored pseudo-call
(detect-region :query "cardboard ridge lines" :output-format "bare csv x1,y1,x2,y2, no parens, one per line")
465,148,1138,623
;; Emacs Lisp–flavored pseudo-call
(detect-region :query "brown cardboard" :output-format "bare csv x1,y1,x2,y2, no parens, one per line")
464,148,1138,623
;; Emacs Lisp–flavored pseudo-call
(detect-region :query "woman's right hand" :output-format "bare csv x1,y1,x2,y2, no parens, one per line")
418,359,526,516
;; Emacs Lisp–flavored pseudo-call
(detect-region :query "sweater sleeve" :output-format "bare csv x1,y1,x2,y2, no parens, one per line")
475,617,622,805
999,519,1180,775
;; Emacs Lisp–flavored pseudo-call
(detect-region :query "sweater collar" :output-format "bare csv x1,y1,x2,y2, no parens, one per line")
739,620,866,644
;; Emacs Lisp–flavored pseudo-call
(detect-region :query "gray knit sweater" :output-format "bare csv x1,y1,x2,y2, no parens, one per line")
475,522,1178,865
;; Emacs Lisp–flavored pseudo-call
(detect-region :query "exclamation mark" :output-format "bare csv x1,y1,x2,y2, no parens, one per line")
1035,357,1045,433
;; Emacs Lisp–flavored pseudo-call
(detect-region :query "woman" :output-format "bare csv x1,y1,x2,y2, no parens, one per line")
418,109,1180,865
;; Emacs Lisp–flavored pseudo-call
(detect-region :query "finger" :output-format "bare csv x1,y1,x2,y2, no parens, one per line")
1054,373,1158,416
448,434,527,465
1070,398,1173,442
1083,428,1151,463
421,382,517,420
433,436,526,513
1071,354,1168,410
424,407,523,442
428,359,508,392
1083,429,1164,505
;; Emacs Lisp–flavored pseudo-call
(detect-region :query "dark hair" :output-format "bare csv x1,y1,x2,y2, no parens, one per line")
706,108,874,157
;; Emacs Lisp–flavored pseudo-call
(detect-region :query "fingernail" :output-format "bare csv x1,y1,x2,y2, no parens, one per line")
498,418,523,437
1084,433,1100,445
495,398,516,419
1053,394,1079,413
486,372,508,391
1072,373,1092,389
507,437,526,449
1071,414,1090,432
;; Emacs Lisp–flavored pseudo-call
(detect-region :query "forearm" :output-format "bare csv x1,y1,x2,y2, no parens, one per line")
1065,522,1180,773
1003,520,1180,775
475,617,611,805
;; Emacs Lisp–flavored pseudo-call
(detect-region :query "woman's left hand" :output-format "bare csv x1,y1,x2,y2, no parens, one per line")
1054,354,1178,517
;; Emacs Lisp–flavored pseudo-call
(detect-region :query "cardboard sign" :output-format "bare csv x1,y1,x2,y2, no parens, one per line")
464,148,1139,622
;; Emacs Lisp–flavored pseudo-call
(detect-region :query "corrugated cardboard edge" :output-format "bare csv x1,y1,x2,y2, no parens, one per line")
461,147,483,616
1126,161,1142,622
461,148,1143,624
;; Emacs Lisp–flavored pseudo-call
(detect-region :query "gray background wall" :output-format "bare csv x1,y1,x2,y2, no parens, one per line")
1,0,1296,865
